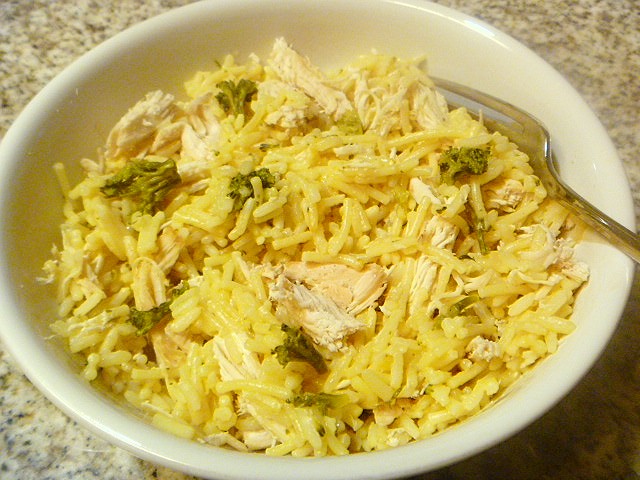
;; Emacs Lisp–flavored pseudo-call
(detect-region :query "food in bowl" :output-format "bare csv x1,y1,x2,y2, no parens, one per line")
41,38,589,456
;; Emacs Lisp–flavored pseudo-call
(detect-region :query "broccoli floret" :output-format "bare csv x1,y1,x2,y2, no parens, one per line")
129,283,188,336
100,158,181,214
291,392,350,414
228,168,276,211
273,324,328,374
215,79,258,116
439,146,490,185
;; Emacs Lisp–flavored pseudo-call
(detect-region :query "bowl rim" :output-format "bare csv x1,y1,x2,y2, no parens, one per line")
0,0,635,479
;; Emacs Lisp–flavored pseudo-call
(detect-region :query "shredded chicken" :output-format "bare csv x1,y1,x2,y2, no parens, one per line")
514,225,560,269
421,215,459,249
212,332,261,382
410,81,449,130
484,178,527,211
242,429,277,451
269,275,364,352
267,262,387,351
466,335,501,362
258,79,314,128
151,328,193,369
510,225,589,282
180,94,221,180
351,63,447,135
408,216,458,313
154,226,187,273
202,432,249,452
282,262,388,315
269,37,352,120
105,90,177,160
408,256,438,314
553,238,590,282
212,333,280,451
131,257,167,310
373,403,403,427
182,92,221,140
149,119,185,156
409,177,443,207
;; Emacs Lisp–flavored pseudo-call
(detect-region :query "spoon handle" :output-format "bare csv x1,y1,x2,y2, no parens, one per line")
554,178,640,264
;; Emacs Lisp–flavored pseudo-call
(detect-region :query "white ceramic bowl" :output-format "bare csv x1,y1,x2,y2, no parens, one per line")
0,1,635,479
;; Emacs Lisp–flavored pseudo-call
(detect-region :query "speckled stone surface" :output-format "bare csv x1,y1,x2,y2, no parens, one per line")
0,1,638,479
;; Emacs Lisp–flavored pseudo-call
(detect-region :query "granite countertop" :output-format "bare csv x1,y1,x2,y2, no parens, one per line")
0,1,638,479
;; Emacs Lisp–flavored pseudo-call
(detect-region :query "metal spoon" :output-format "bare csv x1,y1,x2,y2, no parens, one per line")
433,77,640,264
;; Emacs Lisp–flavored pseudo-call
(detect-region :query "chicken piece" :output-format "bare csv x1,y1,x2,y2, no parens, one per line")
409,177,443,207
558,260,590,283
466,336,501,362
180,124,210,163
484,178,526,212
131,257,167,311
258,80,314,129
508,269,563,287
182,92,221,139
149,120,185,156
211,333,281,450
270,275,363,352
422,215,459,249
179,96,221,191
212,332,261,382
352,78,407,135
202,432,249,452
373,403,403,427
154,226,187,273
407,217,457,313
410,81,449,130
151,328,193,369
269,37,352,120
408,255,438,314
516,225,559,270
237,401,284,450
282,262,388,315
502,226,588,283
242,429,277,451
385,428,413,448
105,90,177,160
350,62,447,135
461,270,495,291
552,238,590,282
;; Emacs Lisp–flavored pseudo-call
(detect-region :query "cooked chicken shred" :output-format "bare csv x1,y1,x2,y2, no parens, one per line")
268,262,388,351
105,90,178,160
269,37,352,120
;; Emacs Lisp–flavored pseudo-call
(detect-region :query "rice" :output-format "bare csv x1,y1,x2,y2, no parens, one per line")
42,38,589,456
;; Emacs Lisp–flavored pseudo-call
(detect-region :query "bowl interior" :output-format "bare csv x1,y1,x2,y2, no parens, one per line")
0,1,634,479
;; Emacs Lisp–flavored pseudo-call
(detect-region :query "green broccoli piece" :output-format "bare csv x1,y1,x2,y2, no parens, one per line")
336,110,364,135
446,294,480,318
130,302,171,336
100,158,181,214
291,392,350,414
215,79,258,116
228,168,276,211
468,207,489,255
475,216,489,255
273,324,327,374
129,282,188,336
439,146,490,185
